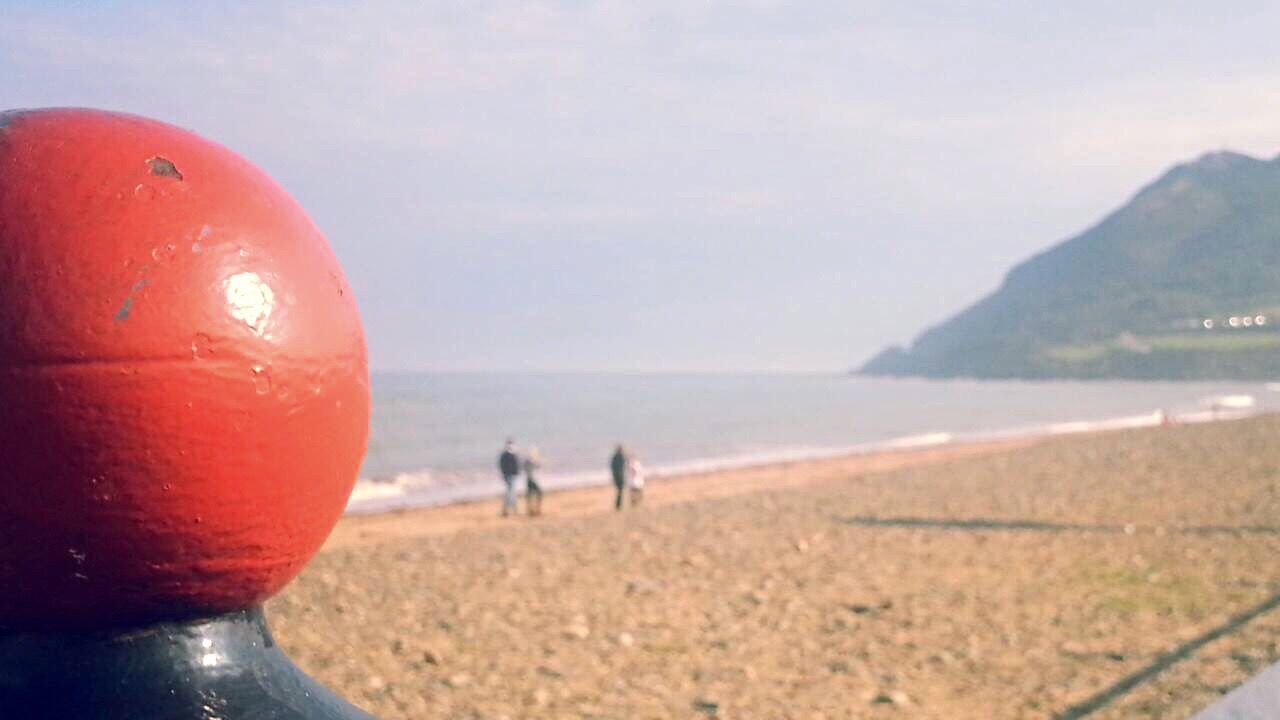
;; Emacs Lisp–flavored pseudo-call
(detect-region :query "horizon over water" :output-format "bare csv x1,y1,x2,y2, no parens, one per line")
348,371,1278,513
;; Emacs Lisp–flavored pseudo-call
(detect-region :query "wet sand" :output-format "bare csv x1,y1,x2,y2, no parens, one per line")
270,415,1280,718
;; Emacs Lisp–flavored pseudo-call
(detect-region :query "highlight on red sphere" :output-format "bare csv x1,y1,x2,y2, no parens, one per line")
0,108,370,631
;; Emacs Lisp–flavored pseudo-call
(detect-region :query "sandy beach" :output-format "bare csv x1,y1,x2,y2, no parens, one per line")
269,415,1280,718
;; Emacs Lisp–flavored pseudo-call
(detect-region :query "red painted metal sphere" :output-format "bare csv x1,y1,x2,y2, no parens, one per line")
0,108,369,631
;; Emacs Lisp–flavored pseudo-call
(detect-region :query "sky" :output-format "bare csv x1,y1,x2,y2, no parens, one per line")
5,1,1280,372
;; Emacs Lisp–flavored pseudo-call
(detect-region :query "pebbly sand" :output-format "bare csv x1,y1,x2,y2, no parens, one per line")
269,415,1280,719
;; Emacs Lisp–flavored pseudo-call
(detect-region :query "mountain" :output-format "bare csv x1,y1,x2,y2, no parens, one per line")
859,150,1280,380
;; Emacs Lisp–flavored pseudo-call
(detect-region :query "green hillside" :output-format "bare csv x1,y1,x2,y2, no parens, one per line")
859,151,1280,380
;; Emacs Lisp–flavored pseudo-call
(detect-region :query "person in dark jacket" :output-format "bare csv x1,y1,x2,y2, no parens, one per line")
610,444,628,511
498,439,520,517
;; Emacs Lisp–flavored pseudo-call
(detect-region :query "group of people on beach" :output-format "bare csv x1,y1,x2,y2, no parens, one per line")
498,440,645,517
498,440,542,517
610,444,645,511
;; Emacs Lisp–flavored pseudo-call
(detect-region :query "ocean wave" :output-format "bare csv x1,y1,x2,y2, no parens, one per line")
344,401,1265,515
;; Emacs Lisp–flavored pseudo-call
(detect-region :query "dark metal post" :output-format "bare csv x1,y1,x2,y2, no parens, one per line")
0,610,373,719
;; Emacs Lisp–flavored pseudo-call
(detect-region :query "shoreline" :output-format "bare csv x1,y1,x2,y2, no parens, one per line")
334,405,1263,542
324,434,1040,551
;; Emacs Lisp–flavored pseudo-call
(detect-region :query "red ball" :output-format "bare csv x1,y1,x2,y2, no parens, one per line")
0,108,370,631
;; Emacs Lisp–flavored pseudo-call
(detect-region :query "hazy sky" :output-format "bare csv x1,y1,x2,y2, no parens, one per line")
6,2,1280,372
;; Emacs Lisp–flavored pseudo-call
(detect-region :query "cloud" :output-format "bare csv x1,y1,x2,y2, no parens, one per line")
6,1,1280,370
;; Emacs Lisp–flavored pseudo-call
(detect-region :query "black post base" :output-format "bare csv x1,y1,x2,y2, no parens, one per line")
0,607,376,719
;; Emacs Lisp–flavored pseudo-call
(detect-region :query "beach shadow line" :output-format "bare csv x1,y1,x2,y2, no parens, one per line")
834,515,1280,718
836,516,1280,536
1054,590,1280,719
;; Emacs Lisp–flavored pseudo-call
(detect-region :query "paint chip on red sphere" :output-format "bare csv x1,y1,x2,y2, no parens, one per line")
147,156,183,180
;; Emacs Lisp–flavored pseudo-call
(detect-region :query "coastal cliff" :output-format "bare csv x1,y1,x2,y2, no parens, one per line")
860,151,1280,379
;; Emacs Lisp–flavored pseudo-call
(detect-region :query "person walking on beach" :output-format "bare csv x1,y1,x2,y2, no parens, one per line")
523,446,544,517
627,453,645,508
610,444,628,511
498,439,520,517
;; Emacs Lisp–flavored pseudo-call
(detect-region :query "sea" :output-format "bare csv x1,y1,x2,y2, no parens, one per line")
347,373,1280,514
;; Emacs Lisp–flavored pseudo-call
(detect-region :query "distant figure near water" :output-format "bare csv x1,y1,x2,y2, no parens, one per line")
627,454,645,508
610,445,628,511
498,439,520,517
523,446,544,517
